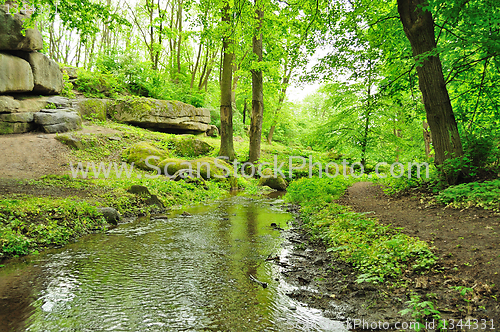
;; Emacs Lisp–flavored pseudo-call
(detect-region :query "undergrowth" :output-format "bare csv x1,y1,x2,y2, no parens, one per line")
435,179,500,210
0,197,108,257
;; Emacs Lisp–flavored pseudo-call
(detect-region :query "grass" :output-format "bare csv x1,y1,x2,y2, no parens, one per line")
285,177,436,283
0,196,108,256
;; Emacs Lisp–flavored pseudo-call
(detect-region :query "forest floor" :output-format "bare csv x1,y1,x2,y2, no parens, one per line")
284,182,500,328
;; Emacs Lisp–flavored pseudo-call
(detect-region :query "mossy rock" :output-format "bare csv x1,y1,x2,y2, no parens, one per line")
258,168,288,191
122,141,169,170
157,158,192,176
158,157,237,189
171,136,214,157
77,99,108,121
55,134,83,149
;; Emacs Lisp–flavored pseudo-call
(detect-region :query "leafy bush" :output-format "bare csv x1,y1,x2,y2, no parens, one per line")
61,71,76,98
86,50,208,107
286,176,354,204
441,135,500,184
436,179,500,210
75,69,126,98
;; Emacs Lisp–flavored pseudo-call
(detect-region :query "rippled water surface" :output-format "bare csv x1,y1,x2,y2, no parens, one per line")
0,196,345,331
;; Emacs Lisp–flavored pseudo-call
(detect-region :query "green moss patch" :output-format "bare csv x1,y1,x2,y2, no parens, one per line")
171,136,214,157
122,141,169,170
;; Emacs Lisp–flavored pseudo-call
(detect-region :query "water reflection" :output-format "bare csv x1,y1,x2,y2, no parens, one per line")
0,196,346,331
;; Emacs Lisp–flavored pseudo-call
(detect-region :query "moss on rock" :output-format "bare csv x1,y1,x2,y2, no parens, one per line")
55,134,83,149
122,141,169,170
171,136,214,157
258,168,288,191
157,158,192,176
158,156,237,189
77,99,108,121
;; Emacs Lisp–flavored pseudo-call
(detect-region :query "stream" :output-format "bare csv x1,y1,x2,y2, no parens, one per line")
0,195,347,331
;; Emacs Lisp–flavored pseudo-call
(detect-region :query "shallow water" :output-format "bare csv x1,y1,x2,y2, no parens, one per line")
0,196,346,331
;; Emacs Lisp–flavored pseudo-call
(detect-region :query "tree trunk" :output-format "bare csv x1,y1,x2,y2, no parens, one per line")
423,121,432,158
397,0,463,167
219,3,235,160
191,42,203,89
249,2,264,163
243,99,247,125
267,124,275,144
176,0,183,78
231,63,239,110
267,68,291,145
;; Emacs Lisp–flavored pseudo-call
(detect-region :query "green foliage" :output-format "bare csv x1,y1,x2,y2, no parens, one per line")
75,69,126,98
286,176,355,204
375,163,438,195
61,71,76,98
399,294,443,331
435,179,500,210
286,177,436,281
90,50,208,107
441,135,500,183
0,197,108,257
122,141,169,170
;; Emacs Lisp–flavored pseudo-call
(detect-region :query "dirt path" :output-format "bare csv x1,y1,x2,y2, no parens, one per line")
0,133,70,179
0,125,120,180
339,182,500,318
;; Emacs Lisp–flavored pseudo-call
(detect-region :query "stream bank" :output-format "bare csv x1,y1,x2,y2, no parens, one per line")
0,195,348,332
282,180,500,329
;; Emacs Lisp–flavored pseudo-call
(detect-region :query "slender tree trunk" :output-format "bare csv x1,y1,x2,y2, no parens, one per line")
267,62,291,145
267,125,276,144
360,111,371,165
231,63,239,110
249,1,264,163
360,71,372,166
198,47,209,89
243,99,247,125
75,36,82,67
397,0,463,169
176,0,183,78
423,121,432,158
191,42,203,89
219,2,235,160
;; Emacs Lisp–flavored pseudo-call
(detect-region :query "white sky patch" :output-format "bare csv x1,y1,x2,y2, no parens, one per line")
286,46,332,102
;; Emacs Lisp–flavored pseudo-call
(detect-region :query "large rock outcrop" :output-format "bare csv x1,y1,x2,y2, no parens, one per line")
0,96,39,134
0,96,82,134
34,109,82,133
110,98,211,134
0,53,34,93
25,52,63,94
0,5,43,51
0,6,62,95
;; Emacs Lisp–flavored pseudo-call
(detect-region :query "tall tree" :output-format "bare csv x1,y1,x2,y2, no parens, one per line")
397,0,463,166
249,0,264,163
219,1,235,160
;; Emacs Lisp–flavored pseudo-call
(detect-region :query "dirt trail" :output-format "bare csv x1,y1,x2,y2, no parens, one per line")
340,182,500,317
0,133,70,179
0,125,120,180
